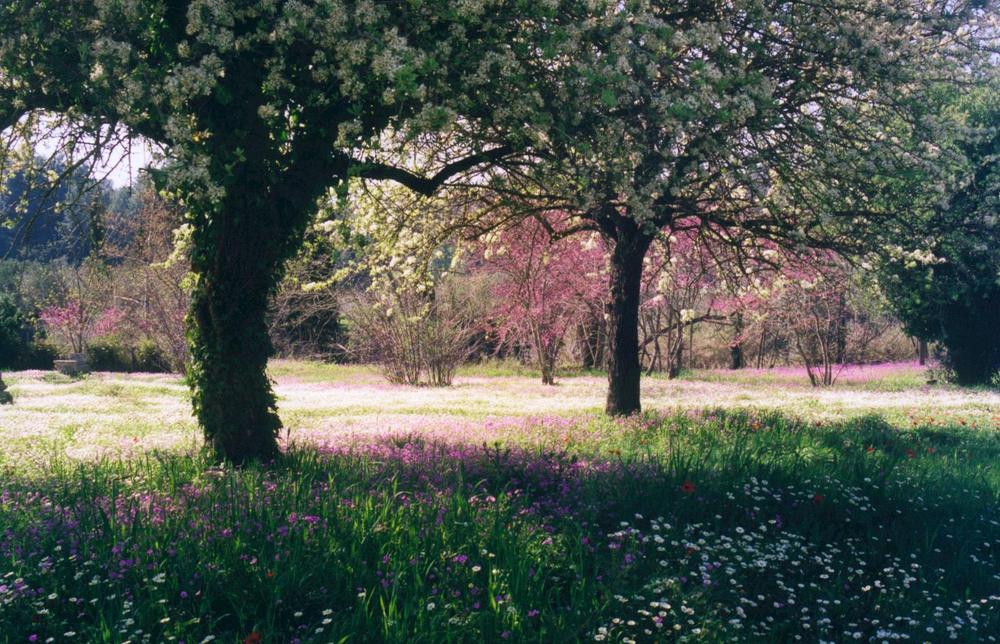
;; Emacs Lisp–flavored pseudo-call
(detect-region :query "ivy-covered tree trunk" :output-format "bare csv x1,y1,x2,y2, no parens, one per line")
604,221,653,416
186,169,314,463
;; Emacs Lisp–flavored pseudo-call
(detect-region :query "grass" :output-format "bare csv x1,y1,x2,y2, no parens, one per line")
0,361,998,641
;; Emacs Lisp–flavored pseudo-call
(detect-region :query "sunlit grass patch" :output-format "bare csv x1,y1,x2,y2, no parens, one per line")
2,361,999,469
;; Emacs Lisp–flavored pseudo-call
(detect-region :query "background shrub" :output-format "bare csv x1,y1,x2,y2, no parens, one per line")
86,337,171,373
0,293,33,369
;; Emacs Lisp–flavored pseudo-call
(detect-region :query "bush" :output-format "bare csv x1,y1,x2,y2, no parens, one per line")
0,293,33,369
86,338,171,373
134,340,171,372
22,341,60,370
86,338,132,371
347,280,482,386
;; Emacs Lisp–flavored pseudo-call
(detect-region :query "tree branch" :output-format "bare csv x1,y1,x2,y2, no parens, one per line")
353,146,513,196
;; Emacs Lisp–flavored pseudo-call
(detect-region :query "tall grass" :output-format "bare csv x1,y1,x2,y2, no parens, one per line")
1,411,998,642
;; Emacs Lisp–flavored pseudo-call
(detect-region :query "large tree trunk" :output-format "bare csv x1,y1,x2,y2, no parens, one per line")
186,175,312,463
917,338,929,366
604,221,653,416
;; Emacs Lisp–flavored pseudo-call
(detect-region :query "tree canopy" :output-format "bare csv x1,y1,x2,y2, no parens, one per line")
0,0,565,461
880,85,1000,384
348,0,1000,413
1,0,997,459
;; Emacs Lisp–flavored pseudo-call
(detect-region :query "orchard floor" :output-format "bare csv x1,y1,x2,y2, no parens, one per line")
0,361,999,642
1,360,997,463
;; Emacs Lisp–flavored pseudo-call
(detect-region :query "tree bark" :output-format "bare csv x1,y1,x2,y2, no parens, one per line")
540,356,556,385
186,174,313,463
729,313,745,370
534,327,557,385
668,338,683,379
577,324,594,369
917,338,929,366
604,220,653,415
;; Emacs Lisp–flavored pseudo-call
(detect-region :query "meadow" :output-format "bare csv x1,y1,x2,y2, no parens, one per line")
0,361,998,642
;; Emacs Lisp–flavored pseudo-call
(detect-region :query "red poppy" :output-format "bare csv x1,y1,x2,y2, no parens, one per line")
812,494,824,505
926,447,935,454
244,633,263,644
906,449,916,459
680,481,696,495
866,446,875,454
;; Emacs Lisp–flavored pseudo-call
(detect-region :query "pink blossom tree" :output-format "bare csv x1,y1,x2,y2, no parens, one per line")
639,227,731,377
40,300,125,357
477,217,606,385
738,253,893,386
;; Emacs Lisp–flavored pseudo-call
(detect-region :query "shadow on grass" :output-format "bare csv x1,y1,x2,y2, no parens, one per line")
0,410,997,642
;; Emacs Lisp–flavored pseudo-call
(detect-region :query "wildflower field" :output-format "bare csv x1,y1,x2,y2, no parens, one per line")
1,361,999,642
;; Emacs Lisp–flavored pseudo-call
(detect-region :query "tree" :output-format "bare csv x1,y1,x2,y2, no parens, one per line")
1,152,112,263
39,300,123,357
752,257,893,386
476,216,606,384
468,0,997,414
638,229,729,377
880,89,1000,385
104,186,192,371
37,257,122,356
0,292,31,368
0,1,558,462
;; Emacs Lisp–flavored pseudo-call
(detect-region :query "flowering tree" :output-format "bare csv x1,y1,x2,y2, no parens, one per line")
736,255,895,386
0,1,563,462
470,0,997,414
639,229,729,377
39,300,124,356
477,217,606,384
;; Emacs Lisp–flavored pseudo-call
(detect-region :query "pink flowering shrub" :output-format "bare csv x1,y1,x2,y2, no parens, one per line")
476,217,606,384
39,299,126,356
738,254,894,386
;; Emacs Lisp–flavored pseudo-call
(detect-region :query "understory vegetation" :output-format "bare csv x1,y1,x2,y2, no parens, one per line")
0,365,998,642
